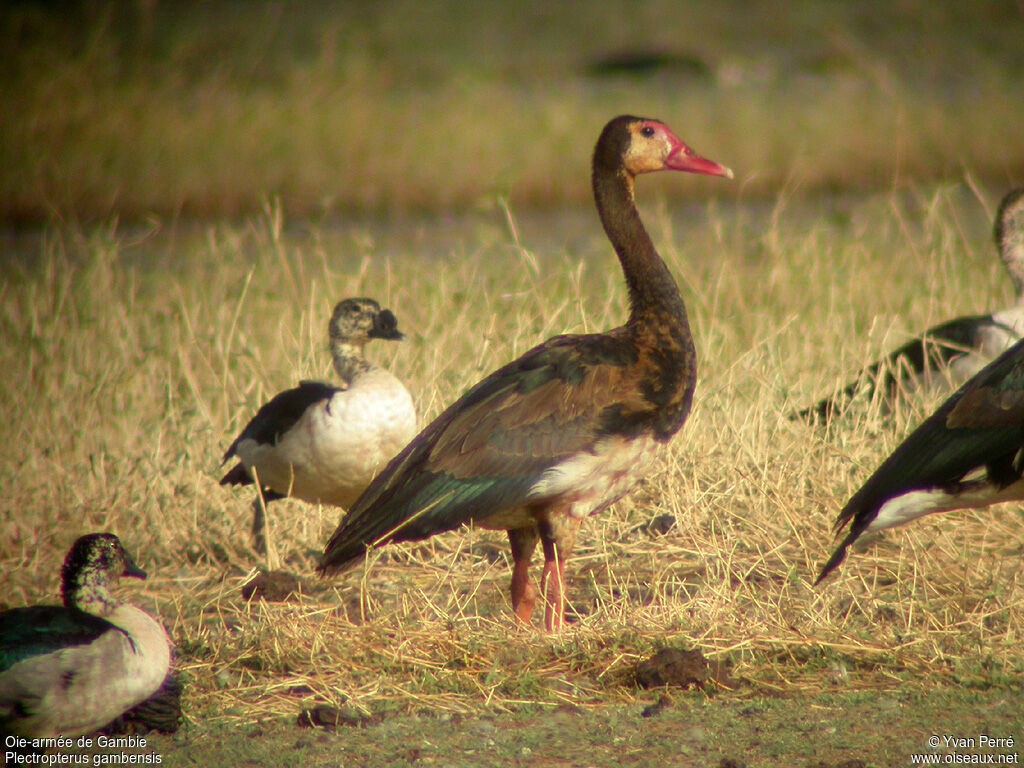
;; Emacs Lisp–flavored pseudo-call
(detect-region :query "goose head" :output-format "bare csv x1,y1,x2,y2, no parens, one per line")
597,115,734,179
328,298,405,384
329,298,404,345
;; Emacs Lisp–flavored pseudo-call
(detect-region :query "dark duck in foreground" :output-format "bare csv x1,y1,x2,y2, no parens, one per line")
0,534,171,737
796,188,1024,424
817,334,1024,584
318,115,732,630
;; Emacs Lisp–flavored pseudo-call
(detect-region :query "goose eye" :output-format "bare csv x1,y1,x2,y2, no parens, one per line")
640,125,655,138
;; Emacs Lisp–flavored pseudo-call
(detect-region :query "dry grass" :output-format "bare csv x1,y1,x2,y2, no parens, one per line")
1,183,1022,728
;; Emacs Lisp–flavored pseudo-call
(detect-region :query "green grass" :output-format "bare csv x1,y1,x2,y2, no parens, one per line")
1,0,1023,223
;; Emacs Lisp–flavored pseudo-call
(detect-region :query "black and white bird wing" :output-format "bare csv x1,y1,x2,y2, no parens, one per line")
794,313,998,423
817,337,1024,582
220,380,341,483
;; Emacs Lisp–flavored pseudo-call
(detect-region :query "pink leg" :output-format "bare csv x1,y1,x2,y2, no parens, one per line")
538,515,581,632
539,548,565,632
508,528,539,626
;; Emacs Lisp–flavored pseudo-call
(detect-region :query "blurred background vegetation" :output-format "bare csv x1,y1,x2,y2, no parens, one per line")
1,0,1022,226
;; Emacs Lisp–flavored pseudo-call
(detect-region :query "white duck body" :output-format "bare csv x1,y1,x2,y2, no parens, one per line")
948,302,1024,379
221,298,417,513
0,605,170,737
231,365,417,508
0,534,171,738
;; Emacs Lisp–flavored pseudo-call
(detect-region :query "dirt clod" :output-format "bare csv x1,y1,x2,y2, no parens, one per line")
636,647,709,689
646,514,677,536
297,704,373,729
241,570,305,601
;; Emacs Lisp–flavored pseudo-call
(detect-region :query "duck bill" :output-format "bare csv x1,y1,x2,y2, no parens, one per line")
370,309,405,341
666,145,734,179
371,327,404,341
123,555,148,580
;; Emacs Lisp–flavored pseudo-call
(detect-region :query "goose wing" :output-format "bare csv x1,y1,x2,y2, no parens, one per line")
319,332,663,572
222,380,340,464
796,313,996,423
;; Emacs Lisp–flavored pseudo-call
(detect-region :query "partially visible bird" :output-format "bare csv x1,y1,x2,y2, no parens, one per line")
220,298,417,549
816,335,1024,584
0,533,171,738
319,115,733,631
796,188,1024,424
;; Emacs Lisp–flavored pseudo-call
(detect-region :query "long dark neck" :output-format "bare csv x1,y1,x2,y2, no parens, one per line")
592,165,688,324
593,160,697,440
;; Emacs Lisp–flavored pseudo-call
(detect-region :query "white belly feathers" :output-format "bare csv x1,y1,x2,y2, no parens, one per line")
236,369,416,508
527,434,659,518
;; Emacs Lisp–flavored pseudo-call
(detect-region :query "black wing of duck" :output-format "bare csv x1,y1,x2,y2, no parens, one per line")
797,187,1024,425
817,336,1024,583
0,607,116,673
794,313,1007,423
220,380,341,484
